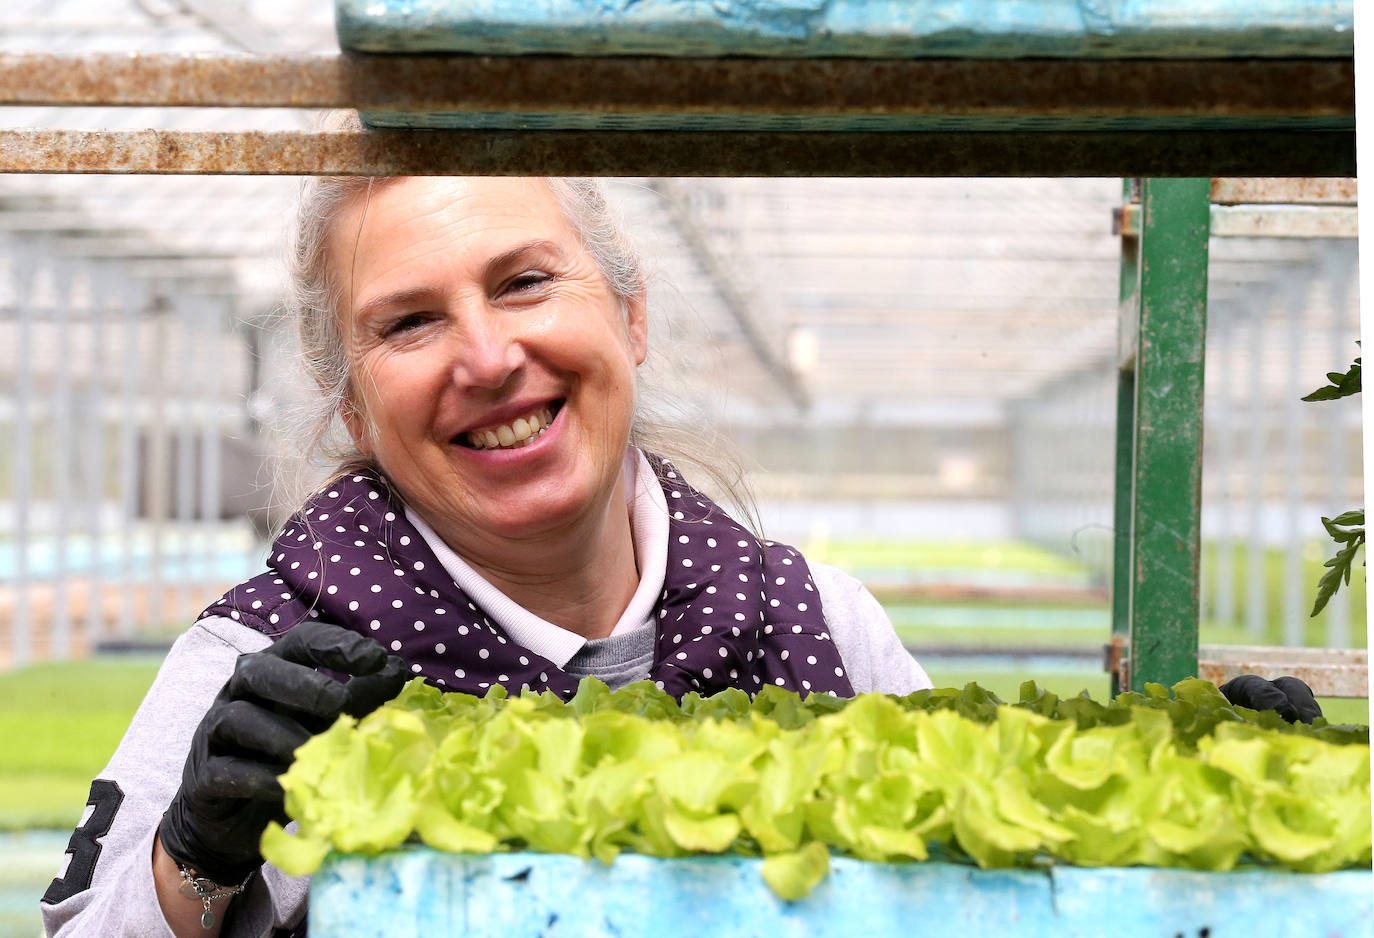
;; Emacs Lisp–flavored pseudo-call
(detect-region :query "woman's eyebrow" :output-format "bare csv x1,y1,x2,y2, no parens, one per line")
354,287,441,322
484,239,565,278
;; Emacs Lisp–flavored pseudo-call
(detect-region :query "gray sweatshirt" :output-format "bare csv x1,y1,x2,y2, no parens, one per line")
40,562,930,938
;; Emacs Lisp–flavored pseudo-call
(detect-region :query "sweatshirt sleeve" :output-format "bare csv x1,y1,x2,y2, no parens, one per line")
809,561,934,695
40,617,309,938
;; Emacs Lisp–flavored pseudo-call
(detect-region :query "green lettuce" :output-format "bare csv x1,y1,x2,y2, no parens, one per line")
261,677,1370,899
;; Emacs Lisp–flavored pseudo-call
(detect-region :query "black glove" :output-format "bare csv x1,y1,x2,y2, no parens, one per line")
158,621,407,883
1219,674,1322,725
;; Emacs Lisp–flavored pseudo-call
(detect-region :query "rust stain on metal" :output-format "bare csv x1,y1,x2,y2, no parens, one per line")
1113,204,1141,237
0,52,1355,118
1210,205,1358,239
1102,635,1126,678
1210,177,1357,205
0,128,1355,177
0,52,344,109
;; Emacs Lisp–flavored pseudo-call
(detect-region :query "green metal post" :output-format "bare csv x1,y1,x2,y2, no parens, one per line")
1127,177,1210,691
1110,179,1140,696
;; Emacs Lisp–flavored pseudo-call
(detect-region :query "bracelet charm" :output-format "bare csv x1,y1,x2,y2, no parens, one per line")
176,865,253,930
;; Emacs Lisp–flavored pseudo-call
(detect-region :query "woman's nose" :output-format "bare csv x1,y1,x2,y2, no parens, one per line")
450,314,526,390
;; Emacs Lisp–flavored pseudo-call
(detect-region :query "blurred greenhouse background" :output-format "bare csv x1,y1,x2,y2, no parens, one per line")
5,167,1361,663
1,178,1363,679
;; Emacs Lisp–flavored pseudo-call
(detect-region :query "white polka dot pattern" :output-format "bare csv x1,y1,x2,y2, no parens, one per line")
198,460,853,700
647,455,851,699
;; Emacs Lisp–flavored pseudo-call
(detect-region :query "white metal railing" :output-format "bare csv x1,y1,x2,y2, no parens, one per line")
1013,236,1363,651
1,231,262,668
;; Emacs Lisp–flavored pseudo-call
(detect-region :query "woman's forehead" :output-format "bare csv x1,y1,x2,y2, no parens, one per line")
329,177,578,298
353,176,567,239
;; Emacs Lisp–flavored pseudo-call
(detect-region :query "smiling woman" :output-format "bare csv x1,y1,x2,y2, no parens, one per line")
38,173,934,938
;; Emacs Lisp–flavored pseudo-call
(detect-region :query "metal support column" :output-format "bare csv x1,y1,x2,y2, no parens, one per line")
1119,178,1211,691
1110,179,1140,696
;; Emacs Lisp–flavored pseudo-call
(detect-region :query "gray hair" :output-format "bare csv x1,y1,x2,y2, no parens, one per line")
276,171,756,533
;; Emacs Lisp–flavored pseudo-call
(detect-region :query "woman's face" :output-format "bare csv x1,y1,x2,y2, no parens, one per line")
332,177,647,554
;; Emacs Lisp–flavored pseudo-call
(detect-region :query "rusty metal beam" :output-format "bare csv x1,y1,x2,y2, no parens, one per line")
0,52,1354,119
1210,177,1357,205
0,128,1355,177
1209,205,1358,239
1198,645,1369,699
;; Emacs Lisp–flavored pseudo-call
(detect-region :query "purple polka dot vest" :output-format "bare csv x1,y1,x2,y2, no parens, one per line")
199,459,853,699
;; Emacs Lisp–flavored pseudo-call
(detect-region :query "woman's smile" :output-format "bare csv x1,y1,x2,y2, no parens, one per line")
453,398,563,452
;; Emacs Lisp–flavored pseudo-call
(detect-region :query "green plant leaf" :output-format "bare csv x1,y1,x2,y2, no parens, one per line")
1311,528,1366,616
259,821,331,876
662,809,741,853
761,842,830,901
1302,356,1360,401
414,803,499,854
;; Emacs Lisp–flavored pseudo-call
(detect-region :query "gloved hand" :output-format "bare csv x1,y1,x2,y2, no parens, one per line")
1219,674,1323,725
159,621,407,883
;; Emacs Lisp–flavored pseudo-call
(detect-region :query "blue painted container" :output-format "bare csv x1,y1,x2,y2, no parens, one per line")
335,0,1354,59
311,849,1374,938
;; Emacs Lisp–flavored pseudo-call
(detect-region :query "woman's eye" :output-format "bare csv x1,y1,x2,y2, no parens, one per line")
383,313,430,337
505,271,551,294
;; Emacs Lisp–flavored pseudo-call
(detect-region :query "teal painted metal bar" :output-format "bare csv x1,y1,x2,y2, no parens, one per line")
311,850,1374,938
1126,178,1211,691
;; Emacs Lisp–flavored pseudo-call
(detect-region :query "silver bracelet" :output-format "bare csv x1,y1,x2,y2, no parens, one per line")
176,865,253,930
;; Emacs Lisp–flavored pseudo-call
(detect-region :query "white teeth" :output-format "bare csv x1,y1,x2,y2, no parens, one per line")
464,407,555,450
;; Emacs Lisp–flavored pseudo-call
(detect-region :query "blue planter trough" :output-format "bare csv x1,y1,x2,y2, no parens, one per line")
310,848,1373,938
335,0,1354,59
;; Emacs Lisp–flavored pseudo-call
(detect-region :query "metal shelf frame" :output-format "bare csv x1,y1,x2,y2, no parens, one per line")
1110,177,1364,696
0,52,1355,176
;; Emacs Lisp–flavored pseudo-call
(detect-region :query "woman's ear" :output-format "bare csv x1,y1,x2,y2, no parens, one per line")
626,290,648,366
341,397,373,457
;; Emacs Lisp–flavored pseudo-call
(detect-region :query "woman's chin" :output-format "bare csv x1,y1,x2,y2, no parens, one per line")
460,474,606,540
473,500,591,545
